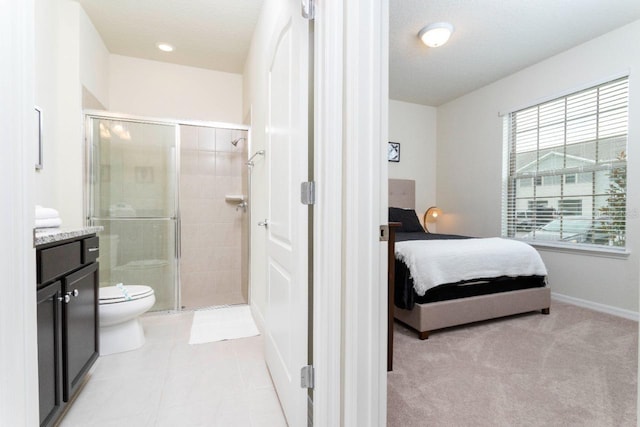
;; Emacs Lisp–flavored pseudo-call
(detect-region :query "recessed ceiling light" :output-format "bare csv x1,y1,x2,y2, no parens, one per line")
156,42,174,52
418,22,454,48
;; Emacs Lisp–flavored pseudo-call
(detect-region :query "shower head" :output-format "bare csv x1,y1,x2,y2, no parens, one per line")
246,150,265,167
230,137,246,147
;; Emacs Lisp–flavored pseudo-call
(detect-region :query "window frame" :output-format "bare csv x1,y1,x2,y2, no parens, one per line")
502,76,629,252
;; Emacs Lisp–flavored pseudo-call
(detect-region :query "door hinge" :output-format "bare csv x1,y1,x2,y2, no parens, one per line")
380,225,389,242
301,365,314,389
301,0,316,20
301,0,315,20
301,181,316,205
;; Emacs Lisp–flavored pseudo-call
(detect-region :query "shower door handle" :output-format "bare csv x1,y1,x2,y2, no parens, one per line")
257,219,269,228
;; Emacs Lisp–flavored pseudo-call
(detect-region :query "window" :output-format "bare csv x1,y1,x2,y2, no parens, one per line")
503,77,628,248
558,199,582,216
520,178,532,188
527,200,548,210
543,175,561,186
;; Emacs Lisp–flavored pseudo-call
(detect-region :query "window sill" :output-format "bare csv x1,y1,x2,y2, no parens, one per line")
517,240,630,259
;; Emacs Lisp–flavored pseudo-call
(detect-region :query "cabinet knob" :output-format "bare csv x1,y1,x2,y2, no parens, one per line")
58,295,71,304
68,289,79,298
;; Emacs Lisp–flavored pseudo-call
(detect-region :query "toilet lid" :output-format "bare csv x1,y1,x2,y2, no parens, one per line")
99,285,154,304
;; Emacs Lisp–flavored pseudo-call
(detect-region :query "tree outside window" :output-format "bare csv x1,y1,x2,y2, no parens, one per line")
598,151,626,246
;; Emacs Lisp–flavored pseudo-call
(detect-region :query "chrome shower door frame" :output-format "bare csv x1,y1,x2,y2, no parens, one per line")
84,112,181,311
84,110,251,312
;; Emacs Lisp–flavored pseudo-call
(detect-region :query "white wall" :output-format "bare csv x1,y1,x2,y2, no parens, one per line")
436,20,640,312
34,0,110,227
388,99,437,221
34,0,59,209
53,1,83,228
109,55,243,124
79,8,110,107
1,1,38,424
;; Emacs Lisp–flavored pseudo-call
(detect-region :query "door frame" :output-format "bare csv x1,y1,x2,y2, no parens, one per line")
313,0,389,424
0,0,39,424
310,1,343,424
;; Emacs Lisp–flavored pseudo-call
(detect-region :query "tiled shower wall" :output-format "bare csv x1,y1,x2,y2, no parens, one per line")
179,125,248,308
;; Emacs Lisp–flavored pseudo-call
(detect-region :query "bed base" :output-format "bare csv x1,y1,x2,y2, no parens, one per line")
395,287,551,340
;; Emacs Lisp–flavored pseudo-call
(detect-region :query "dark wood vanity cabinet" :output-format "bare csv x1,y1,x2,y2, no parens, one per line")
63,263,98,401
36,234,99,427
37,281,62,427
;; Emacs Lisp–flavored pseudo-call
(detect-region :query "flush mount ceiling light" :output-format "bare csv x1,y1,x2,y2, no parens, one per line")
418,22,454,48
156,42,174,52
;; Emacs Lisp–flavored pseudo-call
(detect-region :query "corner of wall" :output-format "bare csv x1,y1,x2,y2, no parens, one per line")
387,99,437,216
78,3,110,109
54,0,83,227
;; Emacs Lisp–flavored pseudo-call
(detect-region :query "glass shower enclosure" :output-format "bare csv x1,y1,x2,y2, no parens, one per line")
87,115,179,311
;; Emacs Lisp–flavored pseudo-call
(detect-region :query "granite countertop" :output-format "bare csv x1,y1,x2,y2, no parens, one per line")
34,226,103,247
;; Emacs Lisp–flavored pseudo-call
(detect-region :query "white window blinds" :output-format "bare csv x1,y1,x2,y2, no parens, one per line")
503,77,628,248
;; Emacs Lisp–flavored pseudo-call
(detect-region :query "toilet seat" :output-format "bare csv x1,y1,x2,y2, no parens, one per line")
99,285,154,304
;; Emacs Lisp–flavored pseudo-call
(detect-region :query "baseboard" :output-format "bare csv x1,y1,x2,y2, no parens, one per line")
551,292,639,321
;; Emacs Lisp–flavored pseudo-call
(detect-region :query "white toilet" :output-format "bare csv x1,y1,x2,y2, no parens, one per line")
99,285,155,356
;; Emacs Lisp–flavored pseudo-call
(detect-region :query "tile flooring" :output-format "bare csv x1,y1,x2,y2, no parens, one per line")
60,311,287,427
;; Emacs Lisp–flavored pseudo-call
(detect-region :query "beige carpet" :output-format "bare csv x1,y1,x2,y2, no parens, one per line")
388,301,638,427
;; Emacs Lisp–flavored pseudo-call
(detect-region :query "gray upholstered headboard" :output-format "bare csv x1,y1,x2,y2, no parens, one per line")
389,179,415,209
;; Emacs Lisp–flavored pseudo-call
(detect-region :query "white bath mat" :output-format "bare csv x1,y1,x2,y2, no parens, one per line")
189,304,259,345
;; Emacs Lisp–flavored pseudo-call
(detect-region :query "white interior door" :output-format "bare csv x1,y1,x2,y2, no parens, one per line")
264,1,309,426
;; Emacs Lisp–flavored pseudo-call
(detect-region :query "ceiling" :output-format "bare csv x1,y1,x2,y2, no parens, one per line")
76,0,263,74
390,0,640,106
76,0,640,106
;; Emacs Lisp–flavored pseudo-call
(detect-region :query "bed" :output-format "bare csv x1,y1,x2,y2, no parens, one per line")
388,179,550,341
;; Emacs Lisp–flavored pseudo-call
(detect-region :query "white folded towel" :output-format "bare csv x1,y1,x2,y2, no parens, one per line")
35,205,60,220
35,217,62,228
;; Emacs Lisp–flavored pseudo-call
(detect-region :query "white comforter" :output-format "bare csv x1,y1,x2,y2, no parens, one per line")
395,237,548,296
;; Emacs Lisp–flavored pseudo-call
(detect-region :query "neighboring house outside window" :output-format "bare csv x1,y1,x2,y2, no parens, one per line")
503,77,629,248
558,199,582,216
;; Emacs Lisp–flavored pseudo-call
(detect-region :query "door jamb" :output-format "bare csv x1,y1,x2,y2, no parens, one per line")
312,0,389,424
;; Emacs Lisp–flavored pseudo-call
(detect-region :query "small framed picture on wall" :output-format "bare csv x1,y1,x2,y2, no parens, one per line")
388,142,400,162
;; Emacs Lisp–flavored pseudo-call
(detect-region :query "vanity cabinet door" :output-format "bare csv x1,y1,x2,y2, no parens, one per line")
37,281,62,427
62,262,99,401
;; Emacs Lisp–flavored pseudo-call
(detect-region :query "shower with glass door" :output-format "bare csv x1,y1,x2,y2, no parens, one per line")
87,114,249,311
